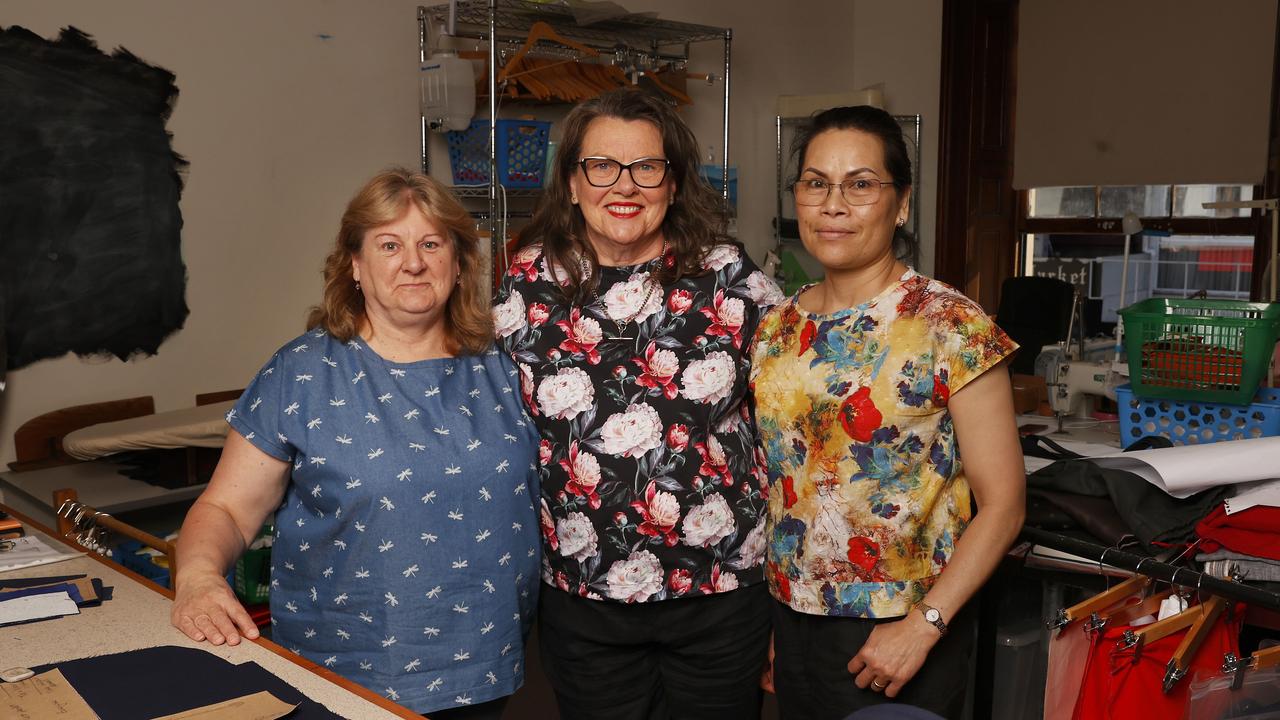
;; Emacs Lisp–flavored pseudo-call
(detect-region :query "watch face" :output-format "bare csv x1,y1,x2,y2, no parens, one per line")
925,608,941,623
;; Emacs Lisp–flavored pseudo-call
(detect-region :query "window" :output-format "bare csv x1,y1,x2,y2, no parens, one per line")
1029,185,1255,219
1021,184,1260,336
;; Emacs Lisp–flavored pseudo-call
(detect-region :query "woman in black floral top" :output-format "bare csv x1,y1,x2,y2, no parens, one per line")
494,88,785,719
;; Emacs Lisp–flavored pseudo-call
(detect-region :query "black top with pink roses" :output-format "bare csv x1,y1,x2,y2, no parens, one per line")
493,241,787,603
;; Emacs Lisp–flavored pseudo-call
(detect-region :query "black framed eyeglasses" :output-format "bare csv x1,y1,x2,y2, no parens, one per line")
790,176,896,206
577,157,670,188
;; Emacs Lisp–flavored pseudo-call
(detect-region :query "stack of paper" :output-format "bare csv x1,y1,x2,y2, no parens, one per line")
0,534,82,572
0,574,104,626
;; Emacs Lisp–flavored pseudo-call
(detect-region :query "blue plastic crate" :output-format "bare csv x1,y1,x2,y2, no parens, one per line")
699,164,738,208
1116,383,1280,446
113,539,171,587
446,118,551,189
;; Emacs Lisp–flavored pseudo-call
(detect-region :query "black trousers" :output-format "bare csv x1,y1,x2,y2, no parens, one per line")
537,583,772,720
771,599,975,720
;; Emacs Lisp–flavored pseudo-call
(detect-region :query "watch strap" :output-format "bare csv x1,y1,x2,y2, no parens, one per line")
917,601,948,636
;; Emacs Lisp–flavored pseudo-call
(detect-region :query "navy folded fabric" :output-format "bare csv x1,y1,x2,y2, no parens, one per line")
34,646,343,720
0,582,86,604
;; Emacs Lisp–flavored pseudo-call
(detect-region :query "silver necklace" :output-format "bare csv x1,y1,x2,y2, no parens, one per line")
582,238,667,340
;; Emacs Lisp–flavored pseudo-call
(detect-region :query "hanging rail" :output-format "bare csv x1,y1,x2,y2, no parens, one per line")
1021,526,1280,612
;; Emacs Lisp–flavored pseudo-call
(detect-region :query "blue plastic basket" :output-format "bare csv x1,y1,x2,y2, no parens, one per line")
446,118,551,188
113,539,171,587
1116,383,1280,446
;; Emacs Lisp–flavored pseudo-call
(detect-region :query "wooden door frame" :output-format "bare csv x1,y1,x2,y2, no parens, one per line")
946,2,1280,303
935,0,1021,312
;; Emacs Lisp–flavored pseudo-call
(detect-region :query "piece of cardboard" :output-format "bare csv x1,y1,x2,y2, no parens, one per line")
148,691,297,720
0,668,100,719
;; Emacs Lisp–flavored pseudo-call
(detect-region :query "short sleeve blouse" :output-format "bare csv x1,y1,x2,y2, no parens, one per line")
750,270,1016,618
227,330,540,713
493,242,786,603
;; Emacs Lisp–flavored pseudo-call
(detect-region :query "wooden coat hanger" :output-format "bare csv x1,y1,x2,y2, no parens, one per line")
498,21,598,84
1224,643,1280,689
1119,594,1227,666
1161,594,1229,691
1098,587,1177,628
638,70,693,105
1049,573,1151,630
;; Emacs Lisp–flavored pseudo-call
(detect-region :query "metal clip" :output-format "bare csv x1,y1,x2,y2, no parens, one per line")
1162,658,1186,693
1084,611,1107,635
1222,652,1249,691
1047,607,1070,630
1120,628,1140,651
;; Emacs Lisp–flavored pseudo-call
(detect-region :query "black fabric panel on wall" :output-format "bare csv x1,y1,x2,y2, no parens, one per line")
0,25,189,371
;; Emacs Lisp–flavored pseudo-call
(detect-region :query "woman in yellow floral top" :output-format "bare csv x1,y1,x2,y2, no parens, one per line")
751,106,1025,720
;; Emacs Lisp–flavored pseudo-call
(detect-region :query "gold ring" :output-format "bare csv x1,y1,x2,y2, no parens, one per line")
871,680,887,690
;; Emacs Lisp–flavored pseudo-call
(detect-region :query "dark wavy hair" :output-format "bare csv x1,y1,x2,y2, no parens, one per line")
307,168,492,355
516,88,731,300
791,105,918,265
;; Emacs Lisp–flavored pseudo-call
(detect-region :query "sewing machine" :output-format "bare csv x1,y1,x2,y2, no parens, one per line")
1033,287,1123,428
1036,346,1111,419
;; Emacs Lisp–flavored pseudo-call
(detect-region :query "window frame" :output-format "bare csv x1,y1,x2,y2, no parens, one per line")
1016,184,1268,300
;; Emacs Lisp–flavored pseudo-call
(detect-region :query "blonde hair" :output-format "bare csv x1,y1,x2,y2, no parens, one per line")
307,168,492,355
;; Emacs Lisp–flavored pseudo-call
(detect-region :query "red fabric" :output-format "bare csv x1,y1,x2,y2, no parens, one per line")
1071,604,1242,720
1196,504,1280,562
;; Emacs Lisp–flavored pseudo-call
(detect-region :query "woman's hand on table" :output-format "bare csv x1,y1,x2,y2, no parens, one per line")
171,572,259,646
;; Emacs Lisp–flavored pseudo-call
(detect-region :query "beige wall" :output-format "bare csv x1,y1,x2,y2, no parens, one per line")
850,0,944,275
0,1,943,468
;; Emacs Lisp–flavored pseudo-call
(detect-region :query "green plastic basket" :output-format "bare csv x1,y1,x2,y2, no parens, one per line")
1119,298,1280,405
233,525,273,604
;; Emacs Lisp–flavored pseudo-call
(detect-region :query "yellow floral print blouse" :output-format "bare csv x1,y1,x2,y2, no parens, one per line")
750,270,1016,618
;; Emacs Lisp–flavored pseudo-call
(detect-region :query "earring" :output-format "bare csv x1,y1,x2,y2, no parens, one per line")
355,280,361,290
570,194,578,204
896,218,906,227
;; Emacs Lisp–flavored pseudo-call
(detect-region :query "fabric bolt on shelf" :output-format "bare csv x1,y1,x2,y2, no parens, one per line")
1070,603,1243,720
1025,491,1082,532
1197,504,1280,562
1027,488,1133,547
1201,559,1280,583
1028,459,1228,549
1195,549,1280,583
1197,550,1280,567
32,645,342,720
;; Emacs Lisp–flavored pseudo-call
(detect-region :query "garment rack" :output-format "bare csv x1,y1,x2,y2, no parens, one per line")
419,0,733,271
1021,527,1280,613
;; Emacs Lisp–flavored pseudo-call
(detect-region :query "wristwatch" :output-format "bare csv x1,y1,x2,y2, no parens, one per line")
916,601,949,636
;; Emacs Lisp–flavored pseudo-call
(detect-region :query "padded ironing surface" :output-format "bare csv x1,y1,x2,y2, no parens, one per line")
61,401,234,460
